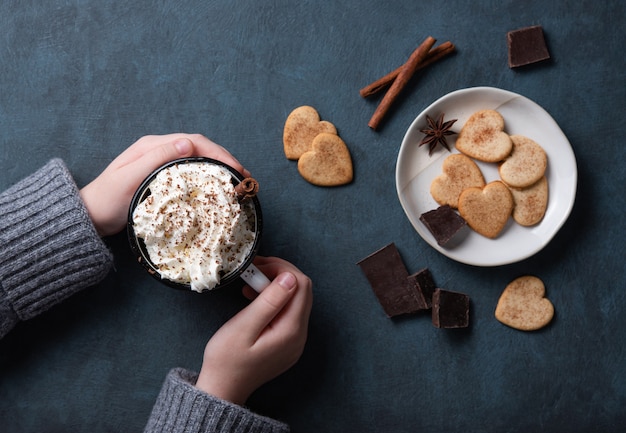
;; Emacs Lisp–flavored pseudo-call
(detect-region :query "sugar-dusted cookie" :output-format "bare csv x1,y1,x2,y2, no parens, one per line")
283,106,337,160
495,275,554,331
458,181,513,239
499,135,548,188
297,132,353,186
430,154,485,209
509,176,549,226
455,109,512,162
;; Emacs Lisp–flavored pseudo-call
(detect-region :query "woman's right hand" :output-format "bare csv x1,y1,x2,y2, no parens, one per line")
195,257,313,405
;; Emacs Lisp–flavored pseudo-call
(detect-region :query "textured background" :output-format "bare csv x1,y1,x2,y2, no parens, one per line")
1,0,625,432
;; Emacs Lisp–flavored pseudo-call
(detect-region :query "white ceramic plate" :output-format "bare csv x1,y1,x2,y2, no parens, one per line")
396,87,577,266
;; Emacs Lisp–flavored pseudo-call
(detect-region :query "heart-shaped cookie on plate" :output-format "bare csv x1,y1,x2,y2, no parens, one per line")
298,133,353,186
455,109,512,162
431,154,486,209
458,181,513,238
283,106,337,160
509,176,549,226
499,135,548,188
495,275,554,331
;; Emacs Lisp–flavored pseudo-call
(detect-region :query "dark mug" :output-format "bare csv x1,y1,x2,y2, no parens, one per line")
127,157,269,292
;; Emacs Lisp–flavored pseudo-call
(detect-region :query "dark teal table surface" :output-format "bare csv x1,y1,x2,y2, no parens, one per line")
1,1,624,432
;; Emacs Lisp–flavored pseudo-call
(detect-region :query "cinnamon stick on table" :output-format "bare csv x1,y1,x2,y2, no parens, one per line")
360,41,455,98
368,36,436,130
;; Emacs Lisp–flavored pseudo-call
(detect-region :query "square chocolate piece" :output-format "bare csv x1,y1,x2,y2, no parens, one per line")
507,25,550,68
357,243,429,317
432,288,470,329
420,205,466,247
408,268,436,309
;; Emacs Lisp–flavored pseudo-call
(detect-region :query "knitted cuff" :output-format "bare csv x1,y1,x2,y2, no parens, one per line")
0,284,18,338
144,368,290,433
0,159,113,333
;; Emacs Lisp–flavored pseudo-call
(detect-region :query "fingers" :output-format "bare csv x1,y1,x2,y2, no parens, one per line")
244,256,313,330
113,134,249,177
251,256,300,277
242,257,291,299
115,137,196,195
143,138,194,171
187,134,249,177
109,133,248,194
106,134,190,168
239,272,299,339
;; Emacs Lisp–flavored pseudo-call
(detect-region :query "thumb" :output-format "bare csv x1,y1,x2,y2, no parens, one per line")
121,138,194,190
239,272,298,336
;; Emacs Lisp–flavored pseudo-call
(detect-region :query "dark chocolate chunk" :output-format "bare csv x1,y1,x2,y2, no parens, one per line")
408,268,436,309
507,25,550,68
432,288,470,328
419,205,466,247
357,243,428,317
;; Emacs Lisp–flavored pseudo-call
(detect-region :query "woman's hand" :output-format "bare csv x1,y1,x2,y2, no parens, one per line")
80,134,248,237
195,257,313,405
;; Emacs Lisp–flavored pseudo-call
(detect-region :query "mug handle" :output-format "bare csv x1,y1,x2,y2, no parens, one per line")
240,263,271,293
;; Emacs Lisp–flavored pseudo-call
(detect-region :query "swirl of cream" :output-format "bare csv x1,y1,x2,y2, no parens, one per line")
133,162,255,292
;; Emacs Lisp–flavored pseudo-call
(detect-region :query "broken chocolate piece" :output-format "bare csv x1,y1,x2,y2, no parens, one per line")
420,205,466,247
357,243,428,317
408,268,436,309
432,288,470,328
507,25,550,68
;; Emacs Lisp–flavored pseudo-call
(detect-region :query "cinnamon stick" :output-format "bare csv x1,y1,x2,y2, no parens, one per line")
360,41,455,98
368,36,436,130
234,177,259,202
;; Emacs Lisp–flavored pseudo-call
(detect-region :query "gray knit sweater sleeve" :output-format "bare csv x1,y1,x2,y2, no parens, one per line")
0,160,290,432
0,159,113,337
144,368,290,433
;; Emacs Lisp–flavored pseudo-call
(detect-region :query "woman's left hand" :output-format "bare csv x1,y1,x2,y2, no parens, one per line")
80,133,248,236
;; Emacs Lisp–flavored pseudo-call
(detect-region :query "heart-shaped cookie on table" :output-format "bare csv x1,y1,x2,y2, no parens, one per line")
499,135,548,188
430,154,486,209
297,132,353,186
458,181,513,238
455,109,512,162
283,106,337,160
495,275,554,331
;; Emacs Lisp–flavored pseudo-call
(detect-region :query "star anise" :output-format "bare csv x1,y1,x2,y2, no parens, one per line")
419,113,457,155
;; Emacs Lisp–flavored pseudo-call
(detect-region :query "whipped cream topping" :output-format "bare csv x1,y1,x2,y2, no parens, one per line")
132,162,256,292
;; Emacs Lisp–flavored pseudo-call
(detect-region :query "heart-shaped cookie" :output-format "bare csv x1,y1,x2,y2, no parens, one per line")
430,154,486,209
455,109,512,162
297,133,353,186
510,176,549,226
499,135,548,188
458,181,513,238
283,106,337,160
495,275,554,331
